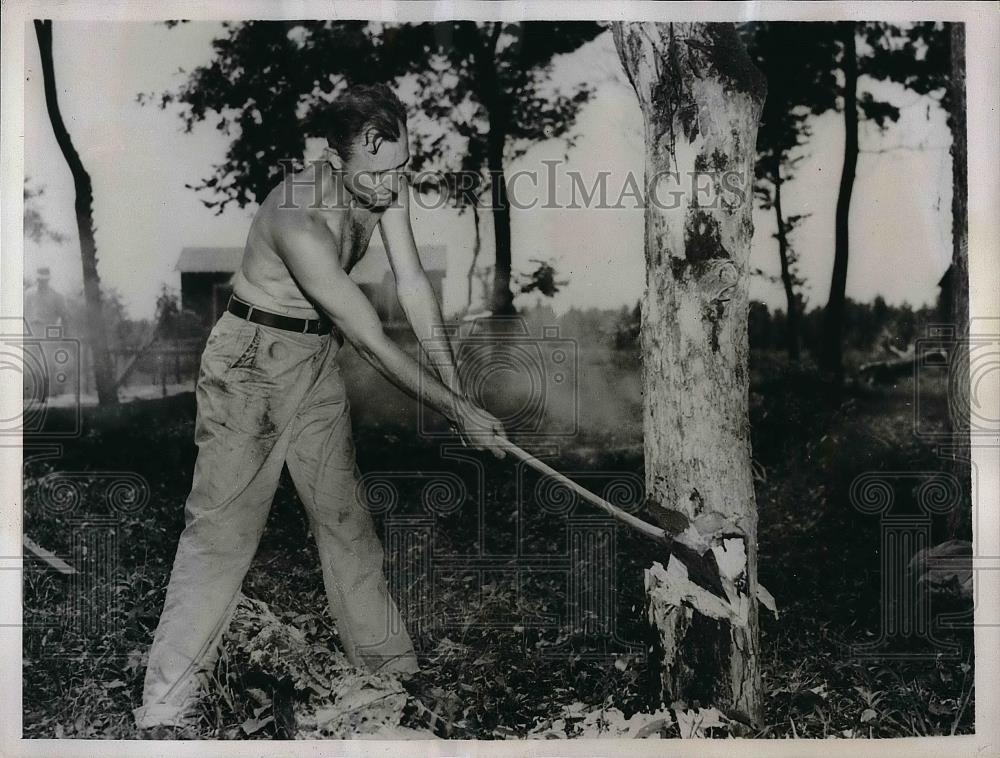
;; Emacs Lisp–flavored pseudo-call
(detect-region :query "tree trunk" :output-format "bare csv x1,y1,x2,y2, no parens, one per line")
465,203,482,314
477,22,516,317
613,22,766,726
819,21,858,382
484,125,516,317
486,136,515,316
34,20,118,407
772,155,800,360
947,23,971,539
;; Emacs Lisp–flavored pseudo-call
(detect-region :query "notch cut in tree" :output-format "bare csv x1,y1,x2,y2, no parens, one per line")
612,22,766,726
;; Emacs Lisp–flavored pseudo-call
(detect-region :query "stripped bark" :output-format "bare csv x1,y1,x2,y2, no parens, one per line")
612,21,766,725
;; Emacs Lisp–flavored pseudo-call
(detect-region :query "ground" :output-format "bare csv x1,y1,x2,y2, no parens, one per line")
21,344,974,739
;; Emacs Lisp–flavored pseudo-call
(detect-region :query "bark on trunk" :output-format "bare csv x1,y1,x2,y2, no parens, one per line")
947,23,971,539
772,156,800,360
487,137,515,316
465,203,482,314
820,21,859,382
612,22,766,726
34,20,118,407
477,22,516,317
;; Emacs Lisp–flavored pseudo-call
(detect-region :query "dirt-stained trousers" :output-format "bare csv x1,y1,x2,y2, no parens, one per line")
134,311,419,728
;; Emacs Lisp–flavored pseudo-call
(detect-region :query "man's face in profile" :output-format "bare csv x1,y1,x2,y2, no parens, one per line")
337,122,411,209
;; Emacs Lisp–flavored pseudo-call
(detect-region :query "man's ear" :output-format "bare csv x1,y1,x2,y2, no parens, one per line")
362,127,384,155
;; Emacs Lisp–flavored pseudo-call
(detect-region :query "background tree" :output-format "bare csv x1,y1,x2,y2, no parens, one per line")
946,23,970,540
149,20,603,315
816,22,950,380
405,172,477,318
34,20,117,406
819,21,861,383
612,300,641,351
746,22,838,361
613,21,766,725
387,22,602,315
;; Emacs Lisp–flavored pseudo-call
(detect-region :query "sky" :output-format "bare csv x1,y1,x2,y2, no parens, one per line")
22,21,954,322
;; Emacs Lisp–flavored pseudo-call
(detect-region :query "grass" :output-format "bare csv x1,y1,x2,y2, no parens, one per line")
21,347,974,739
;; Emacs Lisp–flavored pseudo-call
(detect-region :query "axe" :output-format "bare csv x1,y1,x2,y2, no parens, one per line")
496,439,727,599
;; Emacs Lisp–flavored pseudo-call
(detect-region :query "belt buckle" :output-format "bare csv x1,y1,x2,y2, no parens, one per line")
246,304,255,321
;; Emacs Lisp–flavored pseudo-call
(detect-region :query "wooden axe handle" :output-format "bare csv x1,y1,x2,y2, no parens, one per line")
497,439,666,542
496,439,729,599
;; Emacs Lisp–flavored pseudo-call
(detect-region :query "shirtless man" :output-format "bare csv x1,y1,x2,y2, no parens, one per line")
135,83,508,733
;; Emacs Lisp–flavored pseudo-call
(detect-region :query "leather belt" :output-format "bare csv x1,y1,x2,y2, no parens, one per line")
227,294,334,336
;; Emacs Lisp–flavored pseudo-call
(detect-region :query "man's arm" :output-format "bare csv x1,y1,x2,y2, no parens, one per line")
378,173,463,394
272,213,506,457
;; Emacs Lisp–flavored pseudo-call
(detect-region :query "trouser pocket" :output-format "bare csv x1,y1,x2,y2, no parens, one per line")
198,317,327,439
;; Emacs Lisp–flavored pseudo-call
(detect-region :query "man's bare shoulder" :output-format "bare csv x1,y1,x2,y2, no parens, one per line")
260,183,337,256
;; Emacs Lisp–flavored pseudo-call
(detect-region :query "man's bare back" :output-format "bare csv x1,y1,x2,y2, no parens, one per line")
232,162,383,319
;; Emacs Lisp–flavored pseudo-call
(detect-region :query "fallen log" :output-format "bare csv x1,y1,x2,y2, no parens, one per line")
857,348,946,385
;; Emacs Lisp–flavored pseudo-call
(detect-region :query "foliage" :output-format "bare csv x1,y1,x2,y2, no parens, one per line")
154,284,205,339
746,22,838,187
143,21,602,312
518,259,568,298
743,22,951,370
745,22,951,362
612,302,641,351
63,287,134,347
745,22,837,339
220,594,427,738
376,22,602,192
750,296,938,358
24,178,67,245
144,21,601,210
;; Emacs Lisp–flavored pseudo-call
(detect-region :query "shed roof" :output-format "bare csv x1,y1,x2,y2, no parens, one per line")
176,247,244,273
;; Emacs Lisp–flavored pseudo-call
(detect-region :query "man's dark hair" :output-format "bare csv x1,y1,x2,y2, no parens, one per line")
324,83,407,161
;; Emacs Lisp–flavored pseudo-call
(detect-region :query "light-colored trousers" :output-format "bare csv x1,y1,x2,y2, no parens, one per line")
134,312,419,729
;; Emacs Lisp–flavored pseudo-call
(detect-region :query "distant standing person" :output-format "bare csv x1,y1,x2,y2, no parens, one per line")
134,83,509,734
24,266,71,402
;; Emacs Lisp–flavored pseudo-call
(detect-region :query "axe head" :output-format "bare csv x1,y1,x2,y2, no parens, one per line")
658,534,727,601
636,500,728,600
